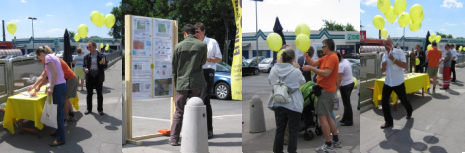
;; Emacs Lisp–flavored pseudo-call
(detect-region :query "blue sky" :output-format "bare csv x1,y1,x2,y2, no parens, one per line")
243,0,360,33
0,0,120,41
361,0,465,39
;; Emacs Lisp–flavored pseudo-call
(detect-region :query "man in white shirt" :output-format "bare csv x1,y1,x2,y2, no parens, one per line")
195,22,222,139
450,44,458,82
380,38,413,129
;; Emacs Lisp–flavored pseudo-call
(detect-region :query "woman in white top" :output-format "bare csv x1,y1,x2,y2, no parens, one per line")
336,52,354,126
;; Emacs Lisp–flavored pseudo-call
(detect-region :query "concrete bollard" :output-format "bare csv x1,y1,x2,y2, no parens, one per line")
249,95,266,133
181,97,209,153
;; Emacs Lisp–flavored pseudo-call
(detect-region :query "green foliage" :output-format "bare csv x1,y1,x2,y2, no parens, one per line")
68,30,76,38
320,19,356,31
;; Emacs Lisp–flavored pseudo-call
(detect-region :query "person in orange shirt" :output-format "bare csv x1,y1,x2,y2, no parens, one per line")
426,42,442,93
302,39,340,151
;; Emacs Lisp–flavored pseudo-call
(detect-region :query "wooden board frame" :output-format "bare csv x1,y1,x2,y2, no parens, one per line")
124,15,178,145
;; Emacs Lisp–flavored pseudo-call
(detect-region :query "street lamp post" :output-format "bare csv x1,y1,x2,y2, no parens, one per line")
28,17,37,54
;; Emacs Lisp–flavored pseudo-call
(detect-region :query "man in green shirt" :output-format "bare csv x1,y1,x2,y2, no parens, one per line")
169,24,208,146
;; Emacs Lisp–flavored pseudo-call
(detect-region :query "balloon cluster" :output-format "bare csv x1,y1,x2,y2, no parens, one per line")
428,33,441,43
374,0,424,38
75,11,116,40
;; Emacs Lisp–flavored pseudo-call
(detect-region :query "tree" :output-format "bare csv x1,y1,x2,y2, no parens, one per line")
345,23,356,31
68,30,76,38
447,34,453,39
456,37,465,39
89,36,101,38
319,19,356,31
435,32,447,38
118,0,236,64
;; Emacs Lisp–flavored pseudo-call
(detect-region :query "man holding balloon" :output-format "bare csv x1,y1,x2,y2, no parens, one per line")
301,39,341,151
379,38,412,129
83,41,107,116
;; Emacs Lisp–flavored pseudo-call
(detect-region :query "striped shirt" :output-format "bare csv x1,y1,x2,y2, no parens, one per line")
73,54,84,67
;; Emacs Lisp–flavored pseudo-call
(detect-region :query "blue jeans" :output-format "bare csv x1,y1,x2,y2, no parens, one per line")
53,83,66,141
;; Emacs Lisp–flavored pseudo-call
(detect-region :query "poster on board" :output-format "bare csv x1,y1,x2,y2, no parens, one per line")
153,18,173,40
132,17,153,57
132,78,152,99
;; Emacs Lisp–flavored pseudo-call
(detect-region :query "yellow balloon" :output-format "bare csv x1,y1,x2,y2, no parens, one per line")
459,46,463,51
415,58,420,66
377,0,391,14
99,13,105,27
394,0,407,15
78,24,89,38
381,29,388,38
105,14,116,28
373,15,385,30
429,34,436,43
100,43,104,49
409,4,423,24
105,46,109,51
409,21,421,32
6,22,17,35
427,44,432,51
398,12,410,27
106,43,109,48
435,35,441,43
419,12,424,23
74,33,80,42
296,34,311,52
266,33,283,52
295,24,310,36
353,77,358,88
385,6,397,24
90,11,104,27
277,49,284,59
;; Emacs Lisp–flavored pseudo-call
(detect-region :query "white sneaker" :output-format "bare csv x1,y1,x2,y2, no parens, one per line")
316,143,334,152
332,140,342,148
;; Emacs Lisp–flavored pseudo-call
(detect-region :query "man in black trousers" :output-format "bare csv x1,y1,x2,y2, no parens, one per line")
83,40,107,116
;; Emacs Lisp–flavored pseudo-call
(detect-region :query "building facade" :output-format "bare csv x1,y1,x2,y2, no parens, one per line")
242,29,361,59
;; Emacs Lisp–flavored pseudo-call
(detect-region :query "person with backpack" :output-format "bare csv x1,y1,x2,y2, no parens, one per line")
267,48,306,153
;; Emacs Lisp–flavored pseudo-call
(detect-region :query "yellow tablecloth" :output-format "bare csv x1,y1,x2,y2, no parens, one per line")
372,73,430,107
2,91,79,134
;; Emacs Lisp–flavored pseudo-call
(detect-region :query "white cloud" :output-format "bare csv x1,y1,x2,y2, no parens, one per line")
46,14,54,17
441,28,447,31
367,24,372,27
441,0,463,8
361,0,377,6
106,2,113,6
10,19,21,23
445,22,458,26
46,28,64,33
21,0,26,3
360,9,365,13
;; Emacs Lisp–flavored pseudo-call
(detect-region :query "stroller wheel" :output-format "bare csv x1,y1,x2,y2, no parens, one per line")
315,126,323,136
304,131,314,141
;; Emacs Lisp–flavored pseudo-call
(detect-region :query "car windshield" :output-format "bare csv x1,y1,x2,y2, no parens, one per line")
216,62,231,72
260,58,272,64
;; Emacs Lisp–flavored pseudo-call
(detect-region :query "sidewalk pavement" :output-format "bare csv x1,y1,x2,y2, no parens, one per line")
121,96,242,153
0,59,123,153
360,67,465,153
242,73,360,153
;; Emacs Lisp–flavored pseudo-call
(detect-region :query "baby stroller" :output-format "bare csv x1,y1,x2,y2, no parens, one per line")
299,81,322,141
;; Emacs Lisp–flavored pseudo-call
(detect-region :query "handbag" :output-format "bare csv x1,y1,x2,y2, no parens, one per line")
312,85,322,97
40,96,57,129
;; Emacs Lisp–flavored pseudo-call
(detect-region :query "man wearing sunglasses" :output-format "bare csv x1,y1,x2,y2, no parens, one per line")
83,40,107,116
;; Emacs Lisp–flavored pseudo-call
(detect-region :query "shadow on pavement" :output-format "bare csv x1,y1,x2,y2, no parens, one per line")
90,112,122,131
208,141,242,147
379,118,428,152
372,96,432,120
213,132,242,139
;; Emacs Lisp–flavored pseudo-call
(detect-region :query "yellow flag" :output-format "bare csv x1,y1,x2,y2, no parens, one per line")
231,0,242,100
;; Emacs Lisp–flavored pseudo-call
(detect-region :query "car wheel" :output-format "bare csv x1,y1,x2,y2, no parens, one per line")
254,68,260,75
215,82,230,100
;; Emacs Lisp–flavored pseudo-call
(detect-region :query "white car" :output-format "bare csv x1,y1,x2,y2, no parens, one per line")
55,51,64,59
258,58,275,73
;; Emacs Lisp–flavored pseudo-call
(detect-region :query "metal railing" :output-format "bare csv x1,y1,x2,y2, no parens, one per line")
0,51,122,103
